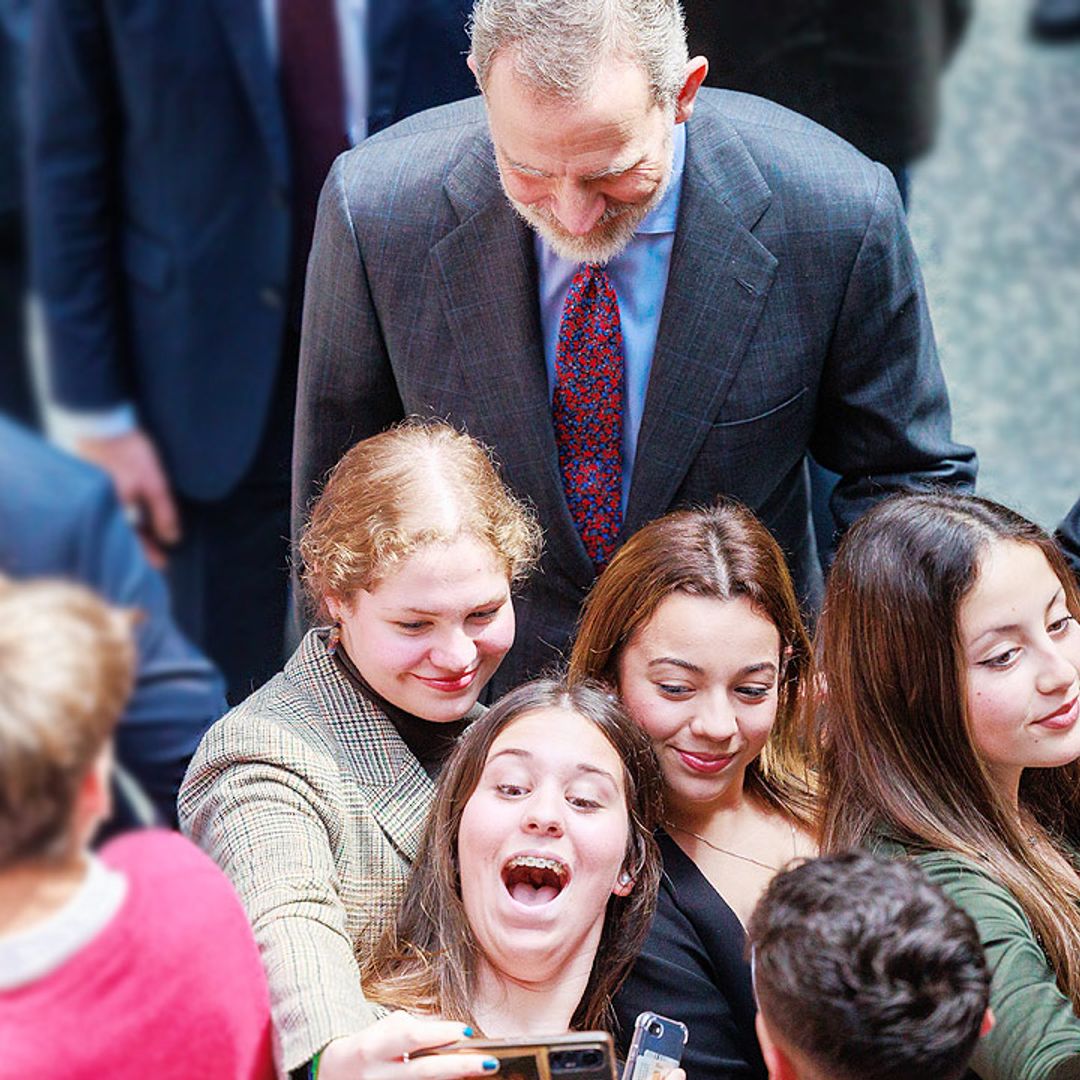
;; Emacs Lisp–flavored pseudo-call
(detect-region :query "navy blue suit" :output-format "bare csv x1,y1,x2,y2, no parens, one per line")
0,415,227,825
27,0,475,701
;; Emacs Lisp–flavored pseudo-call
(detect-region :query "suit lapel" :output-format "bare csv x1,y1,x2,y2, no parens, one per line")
210,0,290,185
435,143,597,586
624,106,777,540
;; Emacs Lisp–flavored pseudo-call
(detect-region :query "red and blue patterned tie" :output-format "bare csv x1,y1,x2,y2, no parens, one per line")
553,264,624,569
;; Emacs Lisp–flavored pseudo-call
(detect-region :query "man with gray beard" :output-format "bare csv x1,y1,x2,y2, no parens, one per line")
293,0,977,693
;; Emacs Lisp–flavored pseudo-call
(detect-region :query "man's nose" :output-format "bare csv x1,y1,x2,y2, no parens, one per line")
552,183,605,236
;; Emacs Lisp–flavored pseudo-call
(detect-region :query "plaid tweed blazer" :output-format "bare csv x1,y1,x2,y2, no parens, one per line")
180,628,456,1074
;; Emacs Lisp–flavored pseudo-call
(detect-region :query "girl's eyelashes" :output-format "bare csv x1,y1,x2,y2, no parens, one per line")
736,685,774,700
1049,614,1076,635
655,682,693,697
980,647,1020,669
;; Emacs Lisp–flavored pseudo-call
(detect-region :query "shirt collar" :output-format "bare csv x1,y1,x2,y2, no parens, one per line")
635,120,685,236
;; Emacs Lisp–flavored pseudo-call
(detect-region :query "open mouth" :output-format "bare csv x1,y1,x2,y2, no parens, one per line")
501,854,570,906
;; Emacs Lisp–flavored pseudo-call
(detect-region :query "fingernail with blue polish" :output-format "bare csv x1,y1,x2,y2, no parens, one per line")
483,1059,500,1072
463,1027,475,1038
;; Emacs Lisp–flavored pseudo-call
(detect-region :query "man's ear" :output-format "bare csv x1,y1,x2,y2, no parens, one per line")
674,56,709,124
467,53,481,91
980,1007,995,1038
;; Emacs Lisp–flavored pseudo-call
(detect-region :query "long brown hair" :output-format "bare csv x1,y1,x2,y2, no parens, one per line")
361,678,664,1031
817,490,1080,1005
568,500,815,824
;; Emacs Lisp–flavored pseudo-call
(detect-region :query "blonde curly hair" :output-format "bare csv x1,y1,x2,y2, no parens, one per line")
299,420,542,618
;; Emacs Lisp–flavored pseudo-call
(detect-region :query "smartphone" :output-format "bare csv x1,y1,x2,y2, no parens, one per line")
621,1012,688,1080
418,1031,617,1080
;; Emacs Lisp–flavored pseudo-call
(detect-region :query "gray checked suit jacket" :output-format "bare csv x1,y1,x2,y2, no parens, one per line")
293,90,977,694
179,629,451,1074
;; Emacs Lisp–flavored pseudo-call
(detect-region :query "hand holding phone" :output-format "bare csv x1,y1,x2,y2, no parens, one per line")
621,1012,688,1080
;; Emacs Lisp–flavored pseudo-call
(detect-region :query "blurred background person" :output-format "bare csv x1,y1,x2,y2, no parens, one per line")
681,0,972,207
0,414,226,832
0,0,34,427
0,578,274,1080
570,502,817,1080
1031,0,1080,40
181,423,541,1077
27,0,475,705
747,852,993,1080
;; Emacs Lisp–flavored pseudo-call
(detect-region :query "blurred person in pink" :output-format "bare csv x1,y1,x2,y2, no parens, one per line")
0,577,274,1080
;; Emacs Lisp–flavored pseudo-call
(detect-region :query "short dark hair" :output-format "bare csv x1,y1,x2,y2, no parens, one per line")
747,852,990,1080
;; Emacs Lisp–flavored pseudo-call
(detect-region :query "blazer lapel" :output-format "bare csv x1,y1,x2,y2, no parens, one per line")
624,107,777,540
211,0,290,185
434,144,597,587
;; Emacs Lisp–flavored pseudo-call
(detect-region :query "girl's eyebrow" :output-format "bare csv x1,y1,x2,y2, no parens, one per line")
486,748,618,786
968,586,1066,647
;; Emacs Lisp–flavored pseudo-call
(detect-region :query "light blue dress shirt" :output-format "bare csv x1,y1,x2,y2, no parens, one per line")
536,122,686,512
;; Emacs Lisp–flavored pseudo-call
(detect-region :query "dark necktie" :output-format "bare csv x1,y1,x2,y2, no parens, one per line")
552,264,625,569
277,0,350,312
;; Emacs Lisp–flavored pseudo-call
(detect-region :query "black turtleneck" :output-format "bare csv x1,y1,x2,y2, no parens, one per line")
331,643,475,780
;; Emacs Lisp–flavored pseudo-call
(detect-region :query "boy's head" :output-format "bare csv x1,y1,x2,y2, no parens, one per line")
0,577,135,867
747,852,992,1080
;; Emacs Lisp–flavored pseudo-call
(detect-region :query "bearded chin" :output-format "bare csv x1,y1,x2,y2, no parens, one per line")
509,198,648,266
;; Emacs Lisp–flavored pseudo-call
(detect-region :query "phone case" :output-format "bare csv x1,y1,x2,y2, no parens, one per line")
419,1031,617,1080
621,1012,689,1080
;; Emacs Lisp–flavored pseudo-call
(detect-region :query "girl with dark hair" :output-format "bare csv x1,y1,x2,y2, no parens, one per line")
569,501,816,1080
316,678,664,1076
817,490,1080,1078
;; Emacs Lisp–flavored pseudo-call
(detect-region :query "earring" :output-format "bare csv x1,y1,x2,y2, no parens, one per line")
617,871,633,887
327,621,342,655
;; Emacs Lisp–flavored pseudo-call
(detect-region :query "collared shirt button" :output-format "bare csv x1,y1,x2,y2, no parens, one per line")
260,286,283,309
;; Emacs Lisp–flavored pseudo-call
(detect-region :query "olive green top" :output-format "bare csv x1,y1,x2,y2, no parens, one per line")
875,839,1080,1080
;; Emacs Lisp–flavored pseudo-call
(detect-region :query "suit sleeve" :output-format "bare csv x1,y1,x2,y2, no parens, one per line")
917,853,1080,1080
179,709,376,1075
76,472,226,824
27,0,129,409
809,163,978,532
292,156,405,544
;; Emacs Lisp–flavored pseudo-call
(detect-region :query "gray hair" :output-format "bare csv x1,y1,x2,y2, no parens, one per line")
468,0,689,109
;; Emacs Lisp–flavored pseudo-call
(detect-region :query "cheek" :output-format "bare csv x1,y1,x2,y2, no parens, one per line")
620,681,680,744
742,703,780,753
361,628,430,678
477,609,516,661
502,171,550,206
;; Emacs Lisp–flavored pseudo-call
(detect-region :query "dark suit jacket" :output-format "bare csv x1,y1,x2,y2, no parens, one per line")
613,831,767,1080
682,0,972,168
293,91,977,693
1057,497,1080,581
27,0,476,502
0,416,227,823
